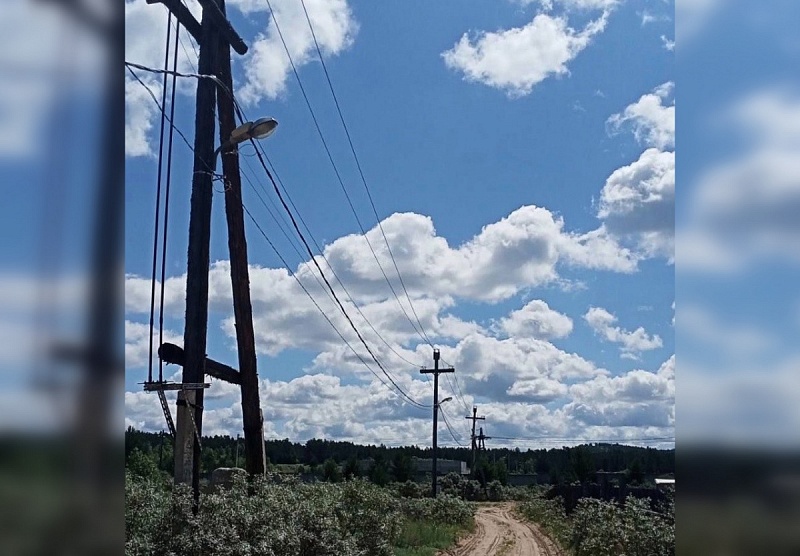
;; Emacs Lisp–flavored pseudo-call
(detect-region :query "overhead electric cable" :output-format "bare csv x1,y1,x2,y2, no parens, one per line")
244,136,429,409
146,11,175,384
127,71,429,409
157,19,183,382
127,60,428,372
265,0,431,348
299,0,435,348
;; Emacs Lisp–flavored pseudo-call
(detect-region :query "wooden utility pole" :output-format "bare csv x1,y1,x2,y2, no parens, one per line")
149,0,252,502
173,0,219,498
477,427,490,451
420,349,454,498
215,0,267,477
465,406,485,475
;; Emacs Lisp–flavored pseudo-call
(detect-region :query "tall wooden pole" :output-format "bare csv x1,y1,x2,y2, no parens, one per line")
420,349,454,497
215,0,267,477
174,0,218,499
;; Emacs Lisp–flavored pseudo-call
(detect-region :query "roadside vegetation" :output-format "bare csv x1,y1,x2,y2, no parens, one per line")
518,487,674,556
125,471,474,556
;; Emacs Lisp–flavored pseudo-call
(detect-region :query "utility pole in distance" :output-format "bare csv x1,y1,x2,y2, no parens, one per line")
420,348,454,498
465,406,485,476
477,426,491,451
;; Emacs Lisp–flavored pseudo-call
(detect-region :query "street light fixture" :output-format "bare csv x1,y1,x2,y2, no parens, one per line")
437,397,453,407
213,117,278,161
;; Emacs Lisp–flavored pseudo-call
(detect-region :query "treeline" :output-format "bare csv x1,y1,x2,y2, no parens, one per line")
125,427,673,483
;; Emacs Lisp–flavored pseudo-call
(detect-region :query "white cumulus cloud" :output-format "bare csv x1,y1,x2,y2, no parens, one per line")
607,82,675,150
584,306,663,359
238,0,357,104
442,11,609,97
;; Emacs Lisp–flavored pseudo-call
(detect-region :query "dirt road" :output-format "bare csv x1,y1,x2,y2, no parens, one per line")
441,503,564,556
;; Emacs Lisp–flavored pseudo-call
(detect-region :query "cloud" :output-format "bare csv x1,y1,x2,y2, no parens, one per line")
597,148,675,258
565,355,674,427
125,77,161,157
125,320,183,370
661,35,675,51
441,11,609,97
517,0,619,11
238,0,357,104
499,300,573,339
125,316,675,445
675,0,720,44
124,0,200,157
679,305,775,357
123,204,670,446
584,306,663,359
0,0,103,158
607,82,675,150
679,87,800,271
126,206,637,329
124,0,357,154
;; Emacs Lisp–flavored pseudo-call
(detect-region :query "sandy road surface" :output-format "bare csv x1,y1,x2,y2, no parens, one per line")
441,503,564,556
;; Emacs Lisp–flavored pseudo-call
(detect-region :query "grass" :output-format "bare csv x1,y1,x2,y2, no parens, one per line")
393,518,474,556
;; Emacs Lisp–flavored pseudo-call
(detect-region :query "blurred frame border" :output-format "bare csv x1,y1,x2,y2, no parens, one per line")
677,0,800,553
0,0,124,554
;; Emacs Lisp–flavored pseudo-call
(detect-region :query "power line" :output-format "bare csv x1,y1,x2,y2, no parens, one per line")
146,9,175,384
157,16,182,383
126,70,429,410
124,66,207,168
440,407,467,447
127,59,428,374
240,201,426,409
252,149,426,370
242,133,428,409
265,0,432,349
299,0,435,348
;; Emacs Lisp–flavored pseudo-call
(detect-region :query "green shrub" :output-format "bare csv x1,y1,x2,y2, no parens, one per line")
125,474,401,556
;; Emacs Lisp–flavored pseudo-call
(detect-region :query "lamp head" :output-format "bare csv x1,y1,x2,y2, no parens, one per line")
248,117,278,140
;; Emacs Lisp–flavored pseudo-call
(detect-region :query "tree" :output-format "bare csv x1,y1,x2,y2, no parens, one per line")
369,453,390,486
391,451,414,483
342,457,360,480
570,446,593,484
322,458,342,482
493,458,508,486
127,447,162,482
627,459,644,485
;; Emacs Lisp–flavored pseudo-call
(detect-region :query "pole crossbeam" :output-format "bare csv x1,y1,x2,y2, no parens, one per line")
420,348,454,498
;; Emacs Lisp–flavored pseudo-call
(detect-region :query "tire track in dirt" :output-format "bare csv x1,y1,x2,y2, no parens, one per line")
441,503,564,556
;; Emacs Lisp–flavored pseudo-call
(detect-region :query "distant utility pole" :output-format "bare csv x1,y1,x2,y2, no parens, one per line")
420,348,454,498
465,406,485,475
477,426,491,452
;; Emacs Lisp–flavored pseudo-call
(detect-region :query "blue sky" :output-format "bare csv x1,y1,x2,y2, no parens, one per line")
123,0,675,448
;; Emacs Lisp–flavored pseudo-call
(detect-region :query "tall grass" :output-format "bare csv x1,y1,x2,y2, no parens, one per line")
394,519,473,556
